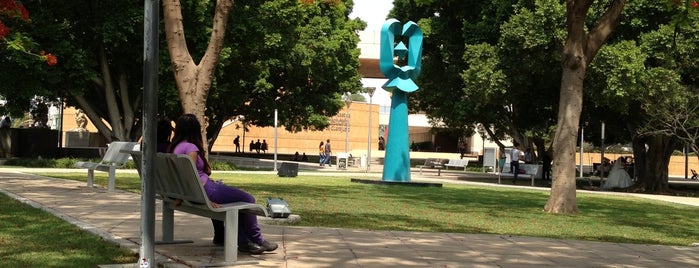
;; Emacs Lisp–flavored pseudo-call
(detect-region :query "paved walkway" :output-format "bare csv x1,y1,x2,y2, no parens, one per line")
1,167,699,267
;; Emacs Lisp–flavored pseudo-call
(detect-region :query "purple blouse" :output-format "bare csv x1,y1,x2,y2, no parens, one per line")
172,141,209,185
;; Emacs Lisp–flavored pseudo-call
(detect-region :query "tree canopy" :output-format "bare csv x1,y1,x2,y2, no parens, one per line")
2,0,365,145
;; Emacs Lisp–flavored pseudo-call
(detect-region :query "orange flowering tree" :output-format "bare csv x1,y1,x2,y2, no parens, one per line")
0,0,56,66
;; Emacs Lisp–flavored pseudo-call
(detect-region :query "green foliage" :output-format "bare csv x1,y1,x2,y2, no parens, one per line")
209,160,239,171
174,0,365,146
4,157,83,168
0,194,137,266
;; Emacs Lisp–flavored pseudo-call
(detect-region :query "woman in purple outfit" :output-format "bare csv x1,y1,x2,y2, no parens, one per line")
168,114,277,254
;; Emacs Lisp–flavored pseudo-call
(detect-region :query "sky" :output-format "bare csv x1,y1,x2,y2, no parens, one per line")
348,0,394,106
349,0,394,30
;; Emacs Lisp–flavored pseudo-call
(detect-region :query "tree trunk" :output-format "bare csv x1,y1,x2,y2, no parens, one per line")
162,0,234,150
635,135,675,192
631,136,646,182
70,48,140,143
545,0,625,214
546,68,583,214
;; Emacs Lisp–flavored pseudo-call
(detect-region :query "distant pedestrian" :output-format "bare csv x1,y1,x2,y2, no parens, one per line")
233,135,240,153
301,153,308,162
249,140,254,152
524,148,533,164
255,139,261,153
511,143,523,184
261,140,268,153
318,141,325,166
323,139,332,167
497,147,506,174
542,152,552,181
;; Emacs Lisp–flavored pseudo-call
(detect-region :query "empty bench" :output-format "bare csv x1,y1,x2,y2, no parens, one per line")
444,159,470,170
74,141,138,192
417,158,444,176
130,151,269,266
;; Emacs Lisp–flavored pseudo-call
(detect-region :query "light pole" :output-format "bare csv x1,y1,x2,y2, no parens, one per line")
343,93,352,155
600,122,606,179
366,87,375,172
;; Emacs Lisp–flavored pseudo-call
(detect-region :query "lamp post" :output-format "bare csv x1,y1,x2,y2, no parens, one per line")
600,122,606,179
343,93,352,155
366,87,376,172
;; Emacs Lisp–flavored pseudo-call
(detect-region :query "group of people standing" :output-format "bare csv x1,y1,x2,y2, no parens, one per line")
498,143,552,183
232,135,268,154
318,139,332,167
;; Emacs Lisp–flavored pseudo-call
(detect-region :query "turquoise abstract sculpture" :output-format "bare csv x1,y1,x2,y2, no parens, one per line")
380,19,423,182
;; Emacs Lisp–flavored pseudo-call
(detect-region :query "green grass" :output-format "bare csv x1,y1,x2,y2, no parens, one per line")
33,172,699,247
0,194,137,267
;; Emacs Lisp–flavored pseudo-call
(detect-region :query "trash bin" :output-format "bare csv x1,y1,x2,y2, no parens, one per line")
337,153,348,170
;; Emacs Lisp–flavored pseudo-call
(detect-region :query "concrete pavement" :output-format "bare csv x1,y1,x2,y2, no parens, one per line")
1,167,699,267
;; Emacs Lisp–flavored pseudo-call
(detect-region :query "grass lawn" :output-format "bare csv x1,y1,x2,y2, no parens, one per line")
0,193,137,267
33,171,699,247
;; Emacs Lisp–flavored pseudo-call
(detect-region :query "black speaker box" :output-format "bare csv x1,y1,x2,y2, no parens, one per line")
277,162,298,177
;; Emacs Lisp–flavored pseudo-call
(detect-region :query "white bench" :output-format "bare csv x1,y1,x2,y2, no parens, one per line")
74,141,138,192
130,151,269,266
417,158,444,176
444,159,469,170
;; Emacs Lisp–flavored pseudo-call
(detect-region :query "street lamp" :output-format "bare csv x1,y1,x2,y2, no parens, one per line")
343,93,352,155
366,87,376,172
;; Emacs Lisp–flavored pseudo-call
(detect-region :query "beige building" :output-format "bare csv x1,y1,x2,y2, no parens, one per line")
212,101,379,157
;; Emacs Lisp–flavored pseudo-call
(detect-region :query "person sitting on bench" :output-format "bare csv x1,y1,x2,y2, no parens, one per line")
169,114,277,254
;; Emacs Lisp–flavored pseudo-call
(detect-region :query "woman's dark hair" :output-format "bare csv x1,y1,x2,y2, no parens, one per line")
168,114,211,174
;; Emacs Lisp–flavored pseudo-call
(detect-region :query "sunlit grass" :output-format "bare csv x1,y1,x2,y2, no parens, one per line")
0,194,137,267
34,172,699,247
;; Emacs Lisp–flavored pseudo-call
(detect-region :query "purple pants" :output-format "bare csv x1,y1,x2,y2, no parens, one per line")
203,180,264,244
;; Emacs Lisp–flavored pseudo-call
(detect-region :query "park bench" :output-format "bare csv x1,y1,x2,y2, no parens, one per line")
129,151,269,266
417,158,445,176
444,158,469,170
74,141,138,192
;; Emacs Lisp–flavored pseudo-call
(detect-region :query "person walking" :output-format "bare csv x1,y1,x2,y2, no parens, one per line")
233,135,240,153
511,143,523,184
168,114,277,254
318,141,325,166
323,139,332,167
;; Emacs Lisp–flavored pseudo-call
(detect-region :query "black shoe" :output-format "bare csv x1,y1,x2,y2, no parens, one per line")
239,241,265,254
259,240,278,252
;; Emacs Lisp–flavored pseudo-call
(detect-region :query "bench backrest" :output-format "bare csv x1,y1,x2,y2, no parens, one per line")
447,159,467,166
102,142,139,166
130,152,211,207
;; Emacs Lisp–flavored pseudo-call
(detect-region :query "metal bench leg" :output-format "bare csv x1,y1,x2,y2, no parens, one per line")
162,204,175,242
225,209,240,262
156,202,191,245
214,209,257,266
86,169,95,188
108,166,116,192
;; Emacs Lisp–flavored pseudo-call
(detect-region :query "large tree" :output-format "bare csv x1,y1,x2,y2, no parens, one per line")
10,0,145,142
162,0,364,149
544,0,627,213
